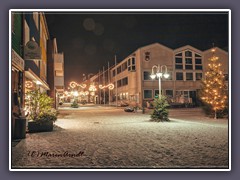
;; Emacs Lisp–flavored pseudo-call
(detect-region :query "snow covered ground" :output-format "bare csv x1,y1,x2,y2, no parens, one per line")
11,106,229,169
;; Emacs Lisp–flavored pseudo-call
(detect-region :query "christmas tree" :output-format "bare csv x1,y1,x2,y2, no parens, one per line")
151,95,170,122
200,48,228,119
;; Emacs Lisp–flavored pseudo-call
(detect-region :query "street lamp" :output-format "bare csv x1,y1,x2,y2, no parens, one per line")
150,65,169,98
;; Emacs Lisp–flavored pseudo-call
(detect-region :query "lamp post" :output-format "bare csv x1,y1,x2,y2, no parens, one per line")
150,65,169,99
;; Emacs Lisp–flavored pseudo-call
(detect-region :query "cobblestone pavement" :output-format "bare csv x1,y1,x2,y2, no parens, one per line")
11,106,229,169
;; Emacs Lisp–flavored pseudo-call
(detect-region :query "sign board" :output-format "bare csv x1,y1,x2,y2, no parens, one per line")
12,49,24,71
24,40,41,60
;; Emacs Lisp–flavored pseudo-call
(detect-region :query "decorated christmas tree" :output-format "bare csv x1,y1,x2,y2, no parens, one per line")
200,48,228,119
151,95,170,122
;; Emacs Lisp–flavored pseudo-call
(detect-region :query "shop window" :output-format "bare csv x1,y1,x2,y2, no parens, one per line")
186,73,193,80
176,72,183,80
144,90,152,99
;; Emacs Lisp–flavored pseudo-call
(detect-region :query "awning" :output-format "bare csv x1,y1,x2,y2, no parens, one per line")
25,68,50,90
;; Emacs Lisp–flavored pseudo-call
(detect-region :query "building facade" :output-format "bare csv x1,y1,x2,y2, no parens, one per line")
47,38,65,108
90,43,228,108
11,13,25,138
11,12,52,138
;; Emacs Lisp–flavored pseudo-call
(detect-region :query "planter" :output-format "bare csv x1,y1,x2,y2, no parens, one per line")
28,120,53,133
14,118,26,139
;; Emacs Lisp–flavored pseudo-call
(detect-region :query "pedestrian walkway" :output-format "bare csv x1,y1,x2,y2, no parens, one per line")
11,107,228,169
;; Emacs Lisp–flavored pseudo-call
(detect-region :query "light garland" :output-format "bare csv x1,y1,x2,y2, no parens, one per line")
69,81,87,89
99,83,114,90
25,81,33,88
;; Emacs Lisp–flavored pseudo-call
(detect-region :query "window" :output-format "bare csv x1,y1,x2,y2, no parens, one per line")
143,71,152,80
195,59,202,64
176,72,183,80
175,57,182,63
145,52,151,61
128,57,136,72
195,65,202,70
195,56,202,70
196,73,202,80
112,69,116,77
185,50,192,57
185,58,192,64
195,53,201,58
122,77,128,86
185,58,193,70
122,62,127,71
166,90,173,97
132,57,135,65
117,79,122,87
175,56,183,69
144,90,152,99
176,65,183,69
186,73,193,80
154,90,162,98
117,66,121,74
175,52,182,56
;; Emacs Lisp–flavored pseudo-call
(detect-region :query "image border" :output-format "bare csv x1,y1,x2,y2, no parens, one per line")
9,8,231,172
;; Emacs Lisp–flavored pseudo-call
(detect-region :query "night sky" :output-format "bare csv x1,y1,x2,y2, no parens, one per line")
45,12,228,86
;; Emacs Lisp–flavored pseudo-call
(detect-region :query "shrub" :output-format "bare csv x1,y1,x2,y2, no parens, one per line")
25,89,57,122
71,100,79,108
151,95,170,122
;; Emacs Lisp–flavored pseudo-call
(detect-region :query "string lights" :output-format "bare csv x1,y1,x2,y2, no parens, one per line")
200,48,228,119
99,83,114,90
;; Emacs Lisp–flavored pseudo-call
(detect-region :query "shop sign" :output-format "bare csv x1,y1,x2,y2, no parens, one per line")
24,40,41,60
12,49,24,70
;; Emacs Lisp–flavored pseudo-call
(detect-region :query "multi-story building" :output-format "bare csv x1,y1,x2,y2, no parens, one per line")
11,12,25,138
23,12,50,95
47,38,65,108
90,43,228,108
11,12,51,138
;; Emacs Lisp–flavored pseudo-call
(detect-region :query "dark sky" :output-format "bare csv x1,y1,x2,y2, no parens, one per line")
45,12,228,86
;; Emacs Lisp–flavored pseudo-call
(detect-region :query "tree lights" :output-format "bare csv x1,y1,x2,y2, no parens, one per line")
200,48,228,119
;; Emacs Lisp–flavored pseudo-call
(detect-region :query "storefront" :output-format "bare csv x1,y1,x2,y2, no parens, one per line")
11,49,25,138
